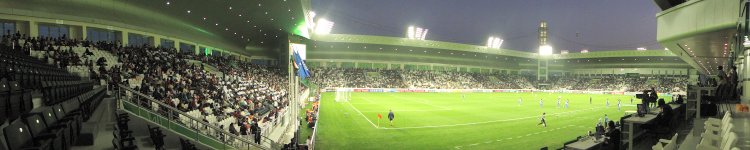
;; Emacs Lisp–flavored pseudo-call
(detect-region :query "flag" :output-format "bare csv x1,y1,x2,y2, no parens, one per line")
292,51,311,80
377,114,383,119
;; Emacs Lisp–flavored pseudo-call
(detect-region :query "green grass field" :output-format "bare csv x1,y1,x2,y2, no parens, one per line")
314,92,667,150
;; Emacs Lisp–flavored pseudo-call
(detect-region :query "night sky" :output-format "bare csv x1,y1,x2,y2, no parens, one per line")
312,0,662,52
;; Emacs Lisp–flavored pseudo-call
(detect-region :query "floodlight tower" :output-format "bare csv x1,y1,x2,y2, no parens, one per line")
537,21,550,82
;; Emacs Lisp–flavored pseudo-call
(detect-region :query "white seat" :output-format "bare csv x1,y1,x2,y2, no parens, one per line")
705,113,731,129
653,133,679,150
696,132,737,150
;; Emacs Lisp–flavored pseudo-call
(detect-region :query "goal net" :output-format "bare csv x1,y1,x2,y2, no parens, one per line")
335,88,352,102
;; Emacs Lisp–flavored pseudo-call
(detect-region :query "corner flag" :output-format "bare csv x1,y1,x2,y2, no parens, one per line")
377,114,383,127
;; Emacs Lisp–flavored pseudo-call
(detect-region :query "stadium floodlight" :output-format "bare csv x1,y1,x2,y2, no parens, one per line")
406,26,414,39
664,48,669,51
487,36,504,49
314,18,334,34
560,50,569,54
406,26,428,40
539,45,553,56
636,47,647,51
581,49,589,53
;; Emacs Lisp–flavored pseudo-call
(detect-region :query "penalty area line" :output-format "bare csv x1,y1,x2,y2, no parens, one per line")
347,102,379,128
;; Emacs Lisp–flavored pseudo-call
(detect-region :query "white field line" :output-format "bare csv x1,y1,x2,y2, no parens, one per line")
359,109,452,113
379,106,605,130
384,94,453,110
347,102,378,128
454,125,577,149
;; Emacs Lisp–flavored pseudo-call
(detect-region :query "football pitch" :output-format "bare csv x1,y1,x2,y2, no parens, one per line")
314,92,669,150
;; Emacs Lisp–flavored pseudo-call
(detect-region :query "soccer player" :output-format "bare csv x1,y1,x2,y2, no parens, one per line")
539,99,544,108
606,98,610,107
462,93,466,102
518,97,522,106
565,99,570,109
557,97,561,108
538,112,547,127
618,99,622,111
388,109,395,127
590,97,592,104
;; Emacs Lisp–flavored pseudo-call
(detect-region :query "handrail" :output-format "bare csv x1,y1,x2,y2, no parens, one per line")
116,84,283,150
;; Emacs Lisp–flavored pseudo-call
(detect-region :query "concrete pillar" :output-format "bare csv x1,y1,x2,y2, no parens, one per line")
173,39,178,50
68,26,83,40
81,26,87,40
153,36,161,47
121,31,129,46
743,50,750,102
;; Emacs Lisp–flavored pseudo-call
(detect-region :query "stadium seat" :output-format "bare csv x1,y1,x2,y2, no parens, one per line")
2,119,53,150
0,79,9,124
696,132,737,150
652,133,678,150
38,107,73,148
8,81,25,120
23,113,67,150
704,112,731,129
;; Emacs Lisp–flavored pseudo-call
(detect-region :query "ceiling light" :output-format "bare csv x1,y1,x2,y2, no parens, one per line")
229,6,232,10
187,10,191,13
215,23,219,26
166,1,170,5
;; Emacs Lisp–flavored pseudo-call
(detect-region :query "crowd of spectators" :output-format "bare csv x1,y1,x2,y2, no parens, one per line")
3,30,291,145
312,68,689,93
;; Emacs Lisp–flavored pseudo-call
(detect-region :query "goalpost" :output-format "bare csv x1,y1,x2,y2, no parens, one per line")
335,88,352,102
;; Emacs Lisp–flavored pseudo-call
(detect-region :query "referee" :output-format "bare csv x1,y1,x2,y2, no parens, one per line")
388,109,395,127
537,112,547,127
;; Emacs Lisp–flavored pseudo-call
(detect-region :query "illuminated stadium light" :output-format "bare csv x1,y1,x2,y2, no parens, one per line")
486,37,504,49
539,45,553,56
407,26,428,40
560,50,569,54
314,18,334,34
636,47,647,51
581,49,589,53
664,48,669,51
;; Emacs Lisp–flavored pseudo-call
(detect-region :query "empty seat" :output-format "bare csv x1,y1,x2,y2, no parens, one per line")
8,81,24,120
0,79,8,124
2,119,53,150
23,113,67,150
39,107,73,148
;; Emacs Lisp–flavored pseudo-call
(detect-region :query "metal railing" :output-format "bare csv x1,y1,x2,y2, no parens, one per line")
115,84,283,150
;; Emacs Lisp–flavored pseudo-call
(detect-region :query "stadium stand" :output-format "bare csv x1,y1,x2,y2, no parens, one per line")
310,68,688,92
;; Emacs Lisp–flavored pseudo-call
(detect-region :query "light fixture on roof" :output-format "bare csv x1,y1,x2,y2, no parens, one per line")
187,10,191,13
486,36,503,49
560,50,569,54
166,1,170,5
406,26,428,40
539,45,553,56
229,6,232,10
636,47,647,51
314,18,334,34
581,49,589,53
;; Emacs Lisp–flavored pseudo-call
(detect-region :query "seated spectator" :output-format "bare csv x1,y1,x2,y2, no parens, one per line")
602,120,621,150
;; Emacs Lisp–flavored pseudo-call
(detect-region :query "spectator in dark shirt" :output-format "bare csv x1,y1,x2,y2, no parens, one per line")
603,120,621,150
657,99,673,127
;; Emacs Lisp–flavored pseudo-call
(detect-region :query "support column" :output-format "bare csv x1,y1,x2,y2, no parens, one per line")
743,50,750,102
81,26,87,40
24,21,37,37
153,36,161,47
121,31,129,46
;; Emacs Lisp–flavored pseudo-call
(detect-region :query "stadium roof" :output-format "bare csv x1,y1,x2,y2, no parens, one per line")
0,0,310,56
